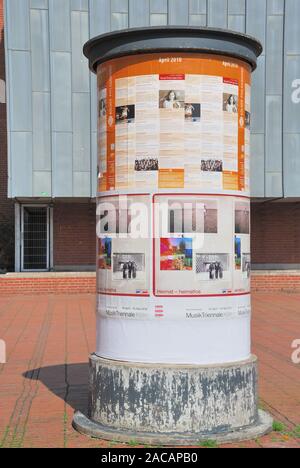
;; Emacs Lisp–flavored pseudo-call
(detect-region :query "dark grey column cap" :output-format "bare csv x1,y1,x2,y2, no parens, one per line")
84,26,262,73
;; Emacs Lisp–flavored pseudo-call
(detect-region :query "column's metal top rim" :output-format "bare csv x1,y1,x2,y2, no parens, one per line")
83,26,263,73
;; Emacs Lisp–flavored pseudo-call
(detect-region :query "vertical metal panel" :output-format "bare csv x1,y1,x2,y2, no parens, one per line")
168,0,189,25
266,15,283,95
189,0,207,14
5,0,30,50
73,172,90,197
285,0,300,55
52,133,73,196
207,0,228,28
228,0,245,14
228,15,245,32
49,0,71,51
91,132,98,196
284,134,300,197
112,0,129,12
267,0,284,15
150,0,168,13
30,8,50,92
250,134,265,197
8,51,32,132
129,0,150,27
73,93,91,172
11,133,33,197
266,96,282,172
51,52,72,132
71,11,90,92
30,0,48,8
189,14,207,26
150,14,168,26
265,173,282,197
111,13,129,30
71,0,89,10
246,0,267,52
33,172,52,196
90,74,97,133
251,55,266,134
33,92,51,171
89,0,111,37
283,55,300,133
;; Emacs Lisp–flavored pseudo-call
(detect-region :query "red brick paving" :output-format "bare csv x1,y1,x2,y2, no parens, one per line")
0,292,300,448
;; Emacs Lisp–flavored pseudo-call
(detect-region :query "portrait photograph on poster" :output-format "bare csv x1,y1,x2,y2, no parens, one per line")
196,253,230,281
242,253,251,279
160,238,193,271
98,238,112,270
159,90,185,109
245,111,251,129
235,236,242,270
201,159,223,172
168,199,218,234
184,103,201,121
135,158,159,171
235,202,250,234
112,253,145,281
99,97,106,118
223,93,238,113
115,104,135,124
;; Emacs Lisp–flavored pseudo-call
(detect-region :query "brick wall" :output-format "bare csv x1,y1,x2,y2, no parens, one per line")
251,202,300,265
53,202,96,268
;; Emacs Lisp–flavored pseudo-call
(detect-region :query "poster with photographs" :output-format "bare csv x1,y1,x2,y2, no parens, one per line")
103,70,247,194
235,202,250,234
160,238,193,271
233,198,251,291
97,195,150,295
242,253,251,279
196,254,230,282
168,198,218,234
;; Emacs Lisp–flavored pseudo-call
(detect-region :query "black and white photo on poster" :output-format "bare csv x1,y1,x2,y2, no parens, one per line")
135,158,159,171
159,90,185,109
168,199,218,234
235,202,250,234
242,253,251,279
223,93,238,113
196,254,230,281
115,104,135,123
185,103,201,121
113,253,145,281
201,159,223,172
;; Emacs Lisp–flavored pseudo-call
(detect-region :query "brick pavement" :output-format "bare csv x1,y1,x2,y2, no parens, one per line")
0,292,299,448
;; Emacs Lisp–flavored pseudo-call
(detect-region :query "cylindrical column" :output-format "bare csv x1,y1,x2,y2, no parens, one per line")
73,27,272,444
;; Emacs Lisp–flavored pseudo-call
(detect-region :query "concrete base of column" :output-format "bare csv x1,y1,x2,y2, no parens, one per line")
72,354,273,445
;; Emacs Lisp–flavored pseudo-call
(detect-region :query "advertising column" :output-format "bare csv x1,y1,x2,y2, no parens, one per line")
74,27,272,444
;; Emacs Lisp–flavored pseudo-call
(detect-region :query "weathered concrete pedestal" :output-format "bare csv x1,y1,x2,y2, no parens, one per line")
73,354,272,445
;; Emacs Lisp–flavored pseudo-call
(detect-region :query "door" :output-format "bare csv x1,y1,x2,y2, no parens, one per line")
21,205,50,272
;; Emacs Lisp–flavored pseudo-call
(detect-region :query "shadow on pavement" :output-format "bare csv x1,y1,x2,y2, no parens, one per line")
23,363,89,415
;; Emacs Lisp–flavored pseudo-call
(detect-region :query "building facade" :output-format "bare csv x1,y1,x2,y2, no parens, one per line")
1,0,300,272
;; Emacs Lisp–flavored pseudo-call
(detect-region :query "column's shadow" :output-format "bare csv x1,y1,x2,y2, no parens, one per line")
23,363,89,415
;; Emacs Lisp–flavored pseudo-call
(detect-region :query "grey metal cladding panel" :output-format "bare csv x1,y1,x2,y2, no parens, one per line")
265,172,283,197
73,93,91,172
189,15,207,26
207,0,228,28
89,0,111,37
90,74,97,133
111,13,129,30
33,172,52,197
30,0,48,8
73,172,90,197
8,51,32,132
51,52,72,132
265,95,283,172
267,0,284,15
71,11,90,93
228,0,245,15
71,0,89,10
228,15,245,33
168,0,189,25
285,0,300,55
112,0,129,13
150,0,168,14
250,134,265,197
284,55,300,133
129,0,150,27
266,15,283,95
11,133,33,197
49,0,71,51
52,132,73,197
30,9,50,92
189,0,207,14
251,55,266,134
284,133,300,197
5,0,30,50
33,92,51,171
91,132,97,197
150,14,168,26
246,0,267,52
